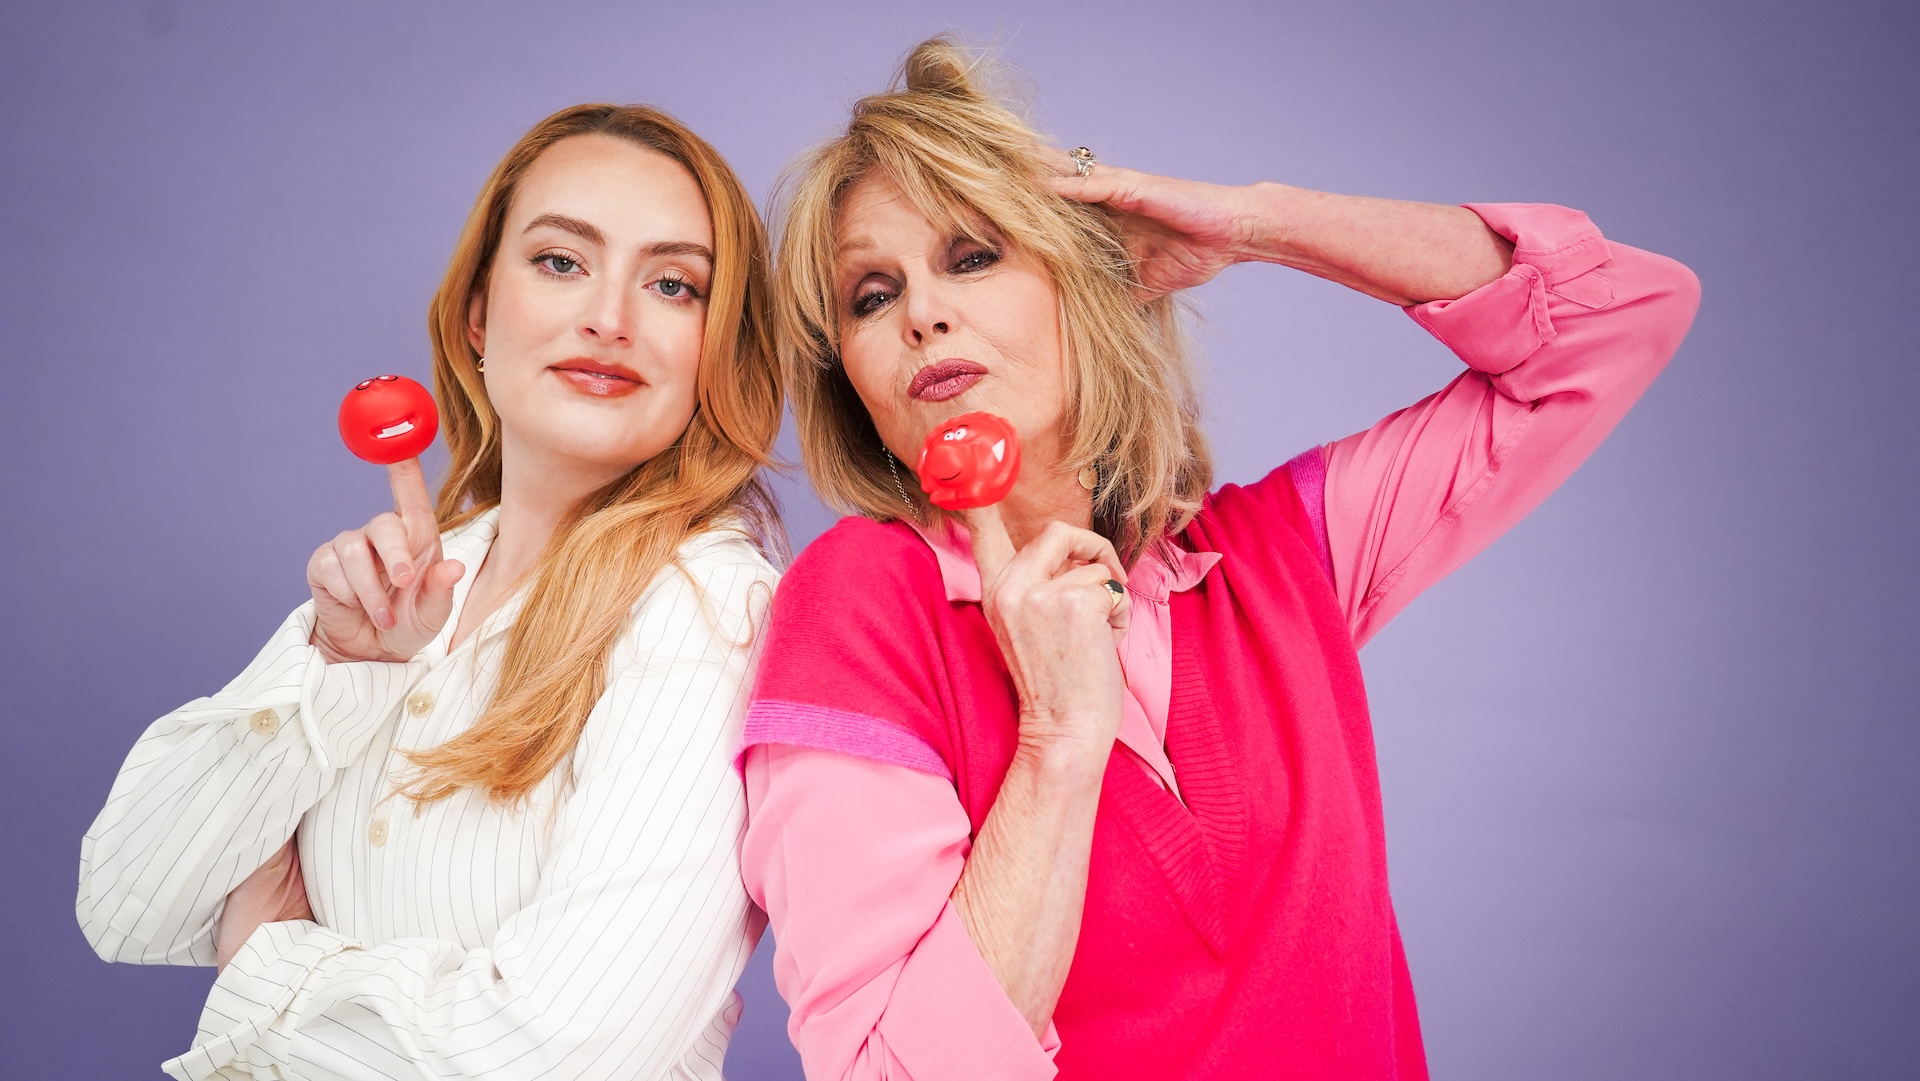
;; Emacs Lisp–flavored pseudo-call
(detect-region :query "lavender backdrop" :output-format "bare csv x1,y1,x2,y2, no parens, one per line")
3,1,1915,1077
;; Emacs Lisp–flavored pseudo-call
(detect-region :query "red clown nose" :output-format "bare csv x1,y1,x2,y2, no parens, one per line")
917,412,1022,510
338,375,439,465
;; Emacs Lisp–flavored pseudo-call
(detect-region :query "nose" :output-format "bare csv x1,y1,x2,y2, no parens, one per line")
903,280,954,346
579,278,635,346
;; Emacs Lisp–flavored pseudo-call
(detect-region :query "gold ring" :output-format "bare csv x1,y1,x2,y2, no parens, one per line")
1070,146,1097,178
1102,578,1125,611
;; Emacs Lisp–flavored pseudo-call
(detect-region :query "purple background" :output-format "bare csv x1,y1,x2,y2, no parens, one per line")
3,1,1915,1077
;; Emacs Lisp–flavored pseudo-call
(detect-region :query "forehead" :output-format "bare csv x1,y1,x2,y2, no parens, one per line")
510,133,712,245
835,172,992,258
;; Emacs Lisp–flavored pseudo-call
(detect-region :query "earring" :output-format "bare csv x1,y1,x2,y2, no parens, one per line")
476,356,487,373
1078,464,1099,491
883,447,919,518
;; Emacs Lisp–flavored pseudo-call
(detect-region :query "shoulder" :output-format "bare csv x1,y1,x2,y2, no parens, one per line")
759,516,947,673
675,523,782,590
1193,455,1316,548
776,516,942,615
609,525,780,667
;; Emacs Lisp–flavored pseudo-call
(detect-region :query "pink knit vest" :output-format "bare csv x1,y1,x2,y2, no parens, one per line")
747,463,1428,1080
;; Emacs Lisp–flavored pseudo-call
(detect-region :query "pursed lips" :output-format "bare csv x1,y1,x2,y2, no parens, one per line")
908,359,987,402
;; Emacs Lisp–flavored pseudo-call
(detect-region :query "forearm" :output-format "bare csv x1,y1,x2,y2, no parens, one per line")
1233,183,1514,305
78,604,411,964
951,736,1108,1038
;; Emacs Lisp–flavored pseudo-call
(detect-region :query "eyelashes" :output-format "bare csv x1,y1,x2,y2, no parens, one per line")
847,241,1002,319
654,271,703,301
528,252,704,300
532,252,583,277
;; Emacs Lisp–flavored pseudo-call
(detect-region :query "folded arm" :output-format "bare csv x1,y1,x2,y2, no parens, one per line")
162,558,772,1081
77,602,419,965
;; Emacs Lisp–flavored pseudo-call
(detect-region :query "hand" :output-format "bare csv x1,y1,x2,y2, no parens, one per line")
964,506,1131,763
306,457,465,663
1047,154,1262,299
215,838,314,970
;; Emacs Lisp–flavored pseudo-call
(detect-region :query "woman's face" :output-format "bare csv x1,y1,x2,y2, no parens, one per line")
833,174,1068,477
468,133,713,488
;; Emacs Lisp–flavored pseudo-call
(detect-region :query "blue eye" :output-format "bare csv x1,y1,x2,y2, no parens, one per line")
534,254,581,276
656,275,701,300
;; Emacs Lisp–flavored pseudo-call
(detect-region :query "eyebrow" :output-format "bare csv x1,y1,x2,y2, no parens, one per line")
523,214,714,265
524,213,604,246
640,240,715,265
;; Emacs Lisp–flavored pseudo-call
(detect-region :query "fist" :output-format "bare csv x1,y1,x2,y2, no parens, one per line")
917,412,1022,510
339,374,438,465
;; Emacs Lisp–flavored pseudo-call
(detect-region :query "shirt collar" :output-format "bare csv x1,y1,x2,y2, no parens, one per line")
422,507,522,661
903,516,1221,603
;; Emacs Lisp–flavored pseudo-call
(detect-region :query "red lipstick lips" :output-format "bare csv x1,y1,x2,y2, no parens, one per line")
908,359,987,402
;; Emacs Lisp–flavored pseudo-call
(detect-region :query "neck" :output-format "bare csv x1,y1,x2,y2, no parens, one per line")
996,464,1094,552
484,437,630,590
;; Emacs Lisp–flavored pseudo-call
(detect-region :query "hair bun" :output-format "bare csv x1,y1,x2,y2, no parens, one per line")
900,35,982,100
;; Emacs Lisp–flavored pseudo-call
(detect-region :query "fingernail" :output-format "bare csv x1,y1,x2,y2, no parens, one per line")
391,563,413,584
376,607,394,630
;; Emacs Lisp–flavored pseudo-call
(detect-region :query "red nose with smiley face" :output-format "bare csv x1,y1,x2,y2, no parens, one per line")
916,412,1022,511
338,375,439,465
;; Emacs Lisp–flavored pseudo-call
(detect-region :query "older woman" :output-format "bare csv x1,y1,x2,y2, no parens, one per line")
743,37,1699,1081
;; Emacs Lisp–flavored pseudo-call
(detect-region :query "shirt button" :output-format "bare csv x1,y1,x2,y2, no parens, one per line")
367,819,389,847
406,692,434,717
249,708,280,736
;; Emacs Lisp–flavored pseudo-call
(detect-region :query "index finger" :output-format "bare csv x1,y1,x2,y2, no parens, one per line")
385,457,436,525
961,504,1018,590
1020,522,1127,587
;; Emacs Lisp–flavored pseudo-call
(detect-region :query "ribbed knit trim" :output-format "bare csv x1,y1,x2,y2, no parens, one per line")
740,700,953,780
1286,446,1336,587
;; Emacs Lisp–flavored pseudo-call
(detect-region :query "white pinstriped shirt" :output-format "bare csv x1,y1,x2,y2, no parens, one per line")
78,509,778,1080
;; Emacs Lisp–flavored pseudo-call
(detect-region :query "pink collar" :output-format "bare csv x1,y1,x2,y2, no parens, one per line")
902,517,1221,604
902,516,1219,797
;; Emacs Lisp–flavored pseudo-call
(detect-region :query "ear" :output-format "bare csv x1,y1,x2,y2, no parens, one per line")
465,287,488,358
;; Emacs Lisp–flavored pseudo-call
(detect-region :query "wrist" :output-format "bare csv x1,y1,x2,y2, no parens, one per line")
1230,180,1303,264
1013,718,1113,789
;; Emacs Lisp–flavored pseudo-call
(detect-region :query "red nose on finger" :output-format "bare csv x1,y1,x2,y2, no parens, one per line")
917,412,1022,510
924,442,966,480
338,375,439,464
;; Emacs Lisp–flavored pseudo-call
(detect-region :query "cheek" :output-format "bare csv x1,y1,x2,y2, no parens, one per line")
838,328,906,438
1002,280,1064,370
652,312,706,397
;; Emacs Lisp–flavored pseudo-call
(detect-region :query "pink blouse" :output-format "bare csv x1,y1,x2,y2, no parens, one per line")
741,203,1701,1080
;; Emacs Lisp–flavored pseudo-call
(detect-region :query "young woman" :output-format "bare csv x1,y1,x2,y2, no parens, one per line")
740,38,1700,1080
78,104,783,1080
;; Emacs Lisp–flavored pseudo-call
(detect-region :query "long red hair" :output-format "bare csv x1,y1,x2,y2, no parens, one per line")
401,103,782,807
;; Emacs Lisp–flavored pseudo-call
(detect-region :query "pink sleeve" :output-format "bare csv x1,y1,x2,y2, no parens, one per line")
741,744,1060,1081
1320,202,1701,646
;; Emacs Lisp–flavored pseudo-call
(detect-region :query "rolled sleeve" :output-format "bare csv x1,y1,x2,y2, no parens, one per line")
163,919,361,1081
744,745,1058,1081
879,903,1060,1079
1407,203,1613,376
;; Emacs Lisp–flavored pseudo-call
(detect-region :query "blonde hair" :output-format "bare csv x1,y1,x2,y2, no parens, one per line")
774,35,1211,562
402,103,782,807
